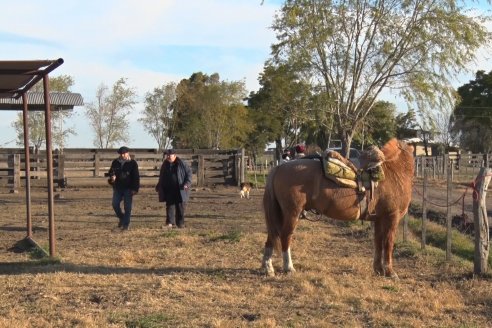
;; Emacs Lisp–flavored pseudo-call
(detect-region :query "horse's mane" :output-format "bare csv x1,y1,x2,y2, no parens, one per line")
381,138,414,183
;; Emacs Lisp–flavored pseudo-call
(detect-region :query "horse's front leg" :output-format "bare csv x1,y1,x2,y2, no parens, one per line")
375,215,400,279
382,218,399,279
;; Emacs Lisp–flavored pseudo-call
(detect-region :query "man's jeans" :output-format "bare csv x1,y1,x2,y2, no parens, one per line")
112,188,133,227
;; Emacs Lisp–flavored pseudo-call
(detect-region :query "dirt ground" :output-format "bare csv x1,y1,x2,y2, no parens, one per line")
0,181,491,327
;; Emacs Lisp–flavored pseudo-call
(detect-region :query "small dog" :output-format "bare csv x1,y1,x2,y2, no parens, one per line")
240,182,252,199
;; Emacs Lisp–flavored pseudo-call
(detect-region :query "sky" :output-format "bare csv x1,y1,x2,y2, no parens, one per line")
0,0,281,148
0,0,490,149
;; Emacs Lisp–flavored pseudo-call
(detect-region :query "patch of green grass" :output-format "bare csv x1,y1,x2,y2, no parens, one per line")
406,216,492,266
209,230,242,243
161,230,179,238
394,240,419,258
246,172,266,188
382,285,399,293
108,312,172,328
125,313,171,328
29,246,49,260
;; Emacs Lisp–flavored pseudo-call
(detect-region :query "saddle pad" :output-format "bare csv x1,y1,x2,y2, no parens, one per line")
323,157,358,188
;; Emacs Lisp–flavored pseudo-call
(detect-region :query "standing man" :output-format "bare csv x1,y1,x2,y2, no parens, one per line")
295,144,306,158
155,149,192,228
108,146,140,230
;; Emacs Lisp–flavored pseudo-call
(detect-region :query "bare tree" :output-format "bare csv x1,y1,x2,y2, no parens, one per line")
12,75,76,151
85,78,137,148
140,82,176,150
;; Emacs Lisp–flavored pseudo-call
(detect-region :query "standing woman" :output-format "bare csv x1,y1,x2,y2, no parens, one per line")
155,149,192,228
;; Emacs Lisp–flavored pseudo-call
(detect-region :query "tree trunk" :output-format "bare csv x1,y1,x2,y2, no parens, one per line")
339,129,353,158
275,138,283,165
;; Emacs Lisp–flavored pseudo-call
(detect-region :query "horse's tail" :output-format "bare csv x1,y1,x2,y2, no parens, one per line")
263,165,282,252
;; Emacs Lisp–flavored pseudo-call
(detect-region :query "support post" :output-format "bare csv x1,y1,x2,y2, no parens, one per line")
421,163,427,249
43,75,56,258
473,168,491,274
22,93,33,238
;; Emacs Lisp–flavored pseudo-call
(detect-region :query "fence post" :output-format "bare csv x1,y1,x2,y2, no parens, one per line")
197,155,204,187
473,167,491,274
402,214,408,242
443,154,448,180
8,154,21,193
432,157,437,179
446,159,452,261
94,151,100,177
240,148,245,186
56,153,65,188
421,164,427,249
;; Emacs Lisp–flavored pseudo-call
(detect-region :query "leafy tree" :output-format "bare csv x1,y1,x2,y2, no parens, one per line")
172,72,251,149
140,82,177,150
453,70,492,153
352,101,396,149
270,0,491,157
395,109,419,140
12,75,76,151
247,63,312,160
85,78,137,148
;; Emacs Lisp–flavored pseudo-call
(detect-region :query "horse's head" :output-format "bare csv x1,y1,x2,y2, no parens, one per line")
381,138,414,162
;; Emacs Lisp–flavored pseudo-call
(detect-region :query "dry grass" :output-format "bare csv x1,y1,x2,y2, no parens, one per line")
0,184,491,327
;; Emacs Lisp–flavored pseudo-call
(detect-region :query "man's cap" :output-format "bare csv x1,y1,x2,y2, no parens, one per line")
117,146,130,154
165,149,176,155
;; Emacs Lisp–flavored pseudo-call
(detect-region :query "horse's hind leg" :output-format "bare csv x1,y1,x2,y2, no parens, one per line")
281,215,298,274
373,220,384,276
262,237,275,277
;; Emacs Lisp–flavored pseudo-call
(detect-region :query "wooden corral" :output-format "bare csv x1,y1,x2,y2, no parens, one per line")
0,148,246,191
414,153,491,182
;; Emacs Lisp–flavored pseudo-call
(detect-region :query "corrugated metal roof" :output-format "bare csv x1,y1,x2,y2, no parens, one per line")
0,91,84,110
0,59,63,98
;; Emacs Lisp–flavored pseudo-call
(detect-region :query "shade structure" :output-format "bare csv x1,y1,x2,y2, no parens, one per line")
0,58,65,257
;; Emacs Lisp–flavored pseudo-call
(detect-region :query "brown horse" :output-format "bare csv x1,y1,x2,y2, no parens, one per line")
262,138,414,278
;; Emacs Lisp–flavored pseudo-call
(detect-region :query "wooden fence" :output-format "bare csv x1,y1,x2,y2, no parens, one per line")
0,148,246,192
415,153,491,182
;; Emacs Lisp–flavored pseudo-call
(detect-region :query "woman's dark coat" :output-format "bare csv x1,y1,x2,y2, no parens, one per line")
155,157,192,203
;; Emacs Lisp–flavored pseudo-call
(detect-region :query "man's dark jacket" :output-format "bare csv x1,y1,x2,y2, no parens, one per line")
156,157,192,203
108,159,140,192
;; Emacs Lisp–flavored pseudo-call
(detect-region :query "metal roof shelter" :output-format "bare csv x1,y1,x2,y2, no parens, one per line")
0,91,83,110
0,58,65,258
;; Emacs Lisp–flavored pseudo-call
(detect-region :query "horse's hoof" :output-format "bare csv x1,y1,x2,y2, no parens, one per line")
265,270,275,277
384,271,399,280
373,268,384,276
284,267,296,275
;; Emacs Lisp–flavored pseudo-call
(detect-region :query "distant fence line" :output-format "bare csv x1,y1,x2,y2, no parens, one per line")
414,153,491,182
247,152,492,183
0,148,246,192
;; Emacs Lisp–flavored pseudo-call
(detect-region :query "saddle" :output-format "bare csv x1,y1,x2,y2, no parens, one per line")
322,146,386,220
